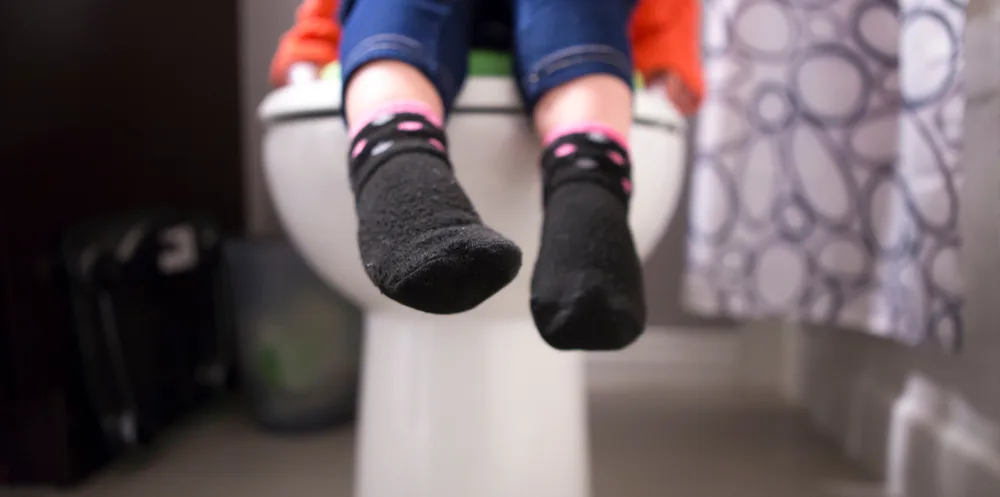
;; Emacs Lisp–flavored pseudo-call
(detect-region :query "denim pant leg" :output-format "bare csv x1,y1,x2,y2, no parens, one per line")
338,0,474,117
512,0,637,114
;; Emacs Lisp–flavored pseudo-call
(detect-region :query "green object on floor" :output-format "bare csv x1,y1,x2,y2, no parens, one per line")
321,51,644,87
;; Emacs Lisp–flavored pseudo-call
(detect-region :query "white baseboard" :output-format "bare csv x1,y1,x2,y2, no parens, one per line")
804,372,1000,497
884,376,1000,497
585,326,742,391
585,326,737,365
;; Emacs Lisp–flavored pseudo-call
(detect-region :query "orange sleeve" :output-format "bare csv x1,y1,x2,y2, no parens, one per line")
270,0,342,87
630,0,705,111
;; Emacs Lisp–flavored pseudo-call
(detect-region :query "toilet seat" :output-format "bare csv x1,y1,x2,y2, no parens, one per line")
259,65,682,132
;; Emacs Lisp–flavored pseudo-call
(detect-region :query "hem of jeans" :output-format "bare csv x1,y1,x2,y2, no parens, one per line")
524,44,632,88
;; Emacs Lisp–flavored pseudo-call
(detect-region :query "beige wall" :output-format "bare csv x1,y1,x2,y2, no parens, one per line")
641,123,734,328
240,0,300,237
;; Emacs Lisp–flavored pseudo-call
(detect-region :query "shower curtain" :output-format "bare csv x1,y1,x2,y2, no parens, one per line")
683,0,967,349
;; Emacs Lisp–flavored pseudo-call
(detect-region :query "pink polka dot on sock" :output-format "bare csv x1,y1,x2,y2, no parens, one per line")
554,143,577,157
351,139,368,158
607,150,625,166
428,138,445,151
398,121,424,131
621,178,632,194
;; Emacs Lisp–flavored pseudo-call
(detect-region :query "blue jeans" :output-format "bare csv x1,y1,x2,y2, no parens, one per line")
337,0,637,116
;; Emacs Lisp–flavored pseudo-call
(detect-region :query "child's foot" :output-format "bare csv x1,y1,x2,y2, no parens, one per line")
348,103,522,314
530,127,646,350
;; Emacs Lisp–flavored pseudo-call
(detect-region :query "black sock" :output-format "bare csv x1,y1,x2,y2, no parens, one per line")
530,131,646,350
348,110,522,314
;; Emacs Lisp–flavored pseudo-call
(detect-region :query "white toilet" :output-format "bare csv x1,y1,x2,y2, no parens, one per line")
259,66,686,497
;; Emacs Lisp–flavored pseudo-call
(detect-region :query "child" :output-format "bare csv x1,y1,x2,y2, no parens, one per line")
270,0,704,351
272,0,704,112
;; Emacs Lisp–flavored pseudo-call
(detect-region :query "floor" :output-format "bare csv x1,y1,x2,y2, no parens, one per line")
5,335,882,497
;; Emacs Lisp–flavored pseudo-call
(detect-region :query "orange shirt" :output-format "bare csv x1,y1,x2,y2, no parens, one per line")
270,0,704,114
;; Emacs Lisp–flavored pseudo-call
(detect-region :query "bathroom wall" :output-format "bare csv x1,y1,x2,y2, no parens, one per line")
643,123,736,328
240,0,300,237
788,1,1000,494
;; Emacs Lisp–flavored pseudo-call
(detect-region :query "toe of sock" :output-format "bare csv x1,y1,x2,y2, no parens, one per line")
384,226,522,314
531,286,645,351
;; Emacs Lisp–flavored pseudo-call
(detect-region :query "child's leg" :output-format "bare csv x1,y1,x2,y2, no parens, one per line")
339,0,522,314
514,0,645,350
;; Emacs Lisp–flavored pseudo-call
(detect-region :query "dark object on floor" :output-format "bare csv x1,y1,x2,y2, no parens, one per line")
1,0,243,485
59,210,234,468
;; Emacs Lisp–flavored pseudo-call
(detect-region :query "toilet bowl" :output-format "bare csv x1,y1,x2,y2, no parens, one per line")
259,64,686,497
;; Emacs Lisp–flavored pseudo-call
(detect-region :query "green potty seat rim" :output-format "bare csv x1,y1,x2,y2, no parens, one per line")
321,50,645,88
467,50,512,77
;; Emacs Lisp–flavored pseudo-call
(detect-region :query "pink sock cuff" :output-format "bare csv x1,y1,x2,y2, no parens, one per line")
542,122,629,150
349,100,443,138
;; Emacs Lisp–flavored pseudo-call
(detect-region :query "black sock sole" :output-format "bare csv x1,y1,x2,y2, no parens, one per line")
531,282,643,350
384,225,522,314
